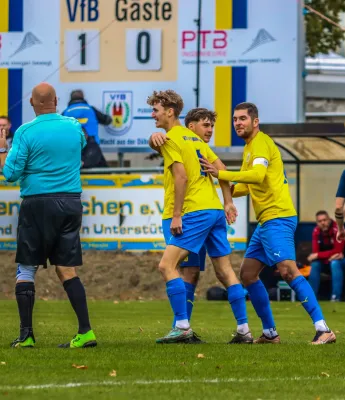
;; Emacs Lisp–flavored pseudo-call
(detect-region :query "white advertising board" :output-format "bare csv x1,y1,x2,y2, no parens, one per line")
0,174,248,252
0,0,301,150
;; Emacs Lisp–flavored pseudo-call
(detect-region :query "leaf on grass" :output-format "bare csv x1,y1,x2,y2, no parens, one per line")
336,331,341,334
109,370,117,377
216,365,222,369
180,362,186,366
39,297,48,301
290,332,295,335
72,364,88,370
113,301,119,304
139,327,143,332
1,362,6,365
197,354,205,359
321,372,330,378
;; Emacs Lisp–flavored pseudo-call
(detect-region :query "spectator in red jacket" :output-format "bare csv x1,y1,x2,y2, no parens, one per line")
308,210,345,301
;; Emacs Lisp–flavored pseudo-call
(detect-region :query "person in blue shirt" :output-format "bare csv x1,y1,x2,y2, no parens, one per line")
335,170,345,242
62,90,111,144
3,82,97,349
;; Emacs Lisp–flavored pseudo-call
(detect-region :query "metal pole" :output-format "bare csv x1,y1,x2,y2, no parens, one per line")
118,152,124,168
194,0,202,107
297,1,306,122
118,151,125,226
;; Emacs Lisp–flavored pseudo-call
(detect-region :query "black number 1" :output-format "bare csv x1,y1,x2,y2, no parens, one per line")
78,33,86,65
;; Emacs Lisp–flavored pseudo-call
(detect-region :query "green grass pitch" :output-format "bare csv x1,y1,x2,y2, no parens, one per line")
0,300,344,399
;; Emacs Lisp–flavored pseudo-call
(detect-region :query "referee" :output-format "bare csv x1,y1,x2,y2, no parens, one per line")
3,82,97,349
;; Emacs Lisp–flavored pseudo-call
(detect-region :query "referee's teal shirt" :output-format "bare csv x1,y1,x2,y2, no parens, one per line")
3,114,86,197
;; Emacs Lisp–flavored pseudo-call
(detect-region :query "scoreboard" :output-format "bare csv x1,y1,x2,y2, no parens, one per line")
61,1,178,81
0,0,302,152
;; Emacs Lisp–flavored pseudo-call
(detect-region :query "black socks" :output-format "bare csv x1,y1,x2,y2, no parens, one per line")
15,282,35,339
63,277,91,334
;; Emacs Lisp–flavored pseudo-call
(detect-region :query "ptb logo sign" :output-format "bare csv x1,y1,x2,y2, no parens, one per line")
66,0,99,22
182,30,228,50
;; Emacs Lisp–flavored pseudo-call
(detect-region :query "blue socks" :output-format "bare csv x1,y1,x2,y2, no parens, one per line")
289,276,324,324
247,277,326,334
185,282,196,321
173,281,196,327
227,284,248,325
247,280,276,330
166,278,188,326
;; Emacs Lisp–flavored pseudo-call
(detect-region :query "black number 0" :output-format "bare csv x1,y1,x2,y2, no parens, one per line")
137,32,151,64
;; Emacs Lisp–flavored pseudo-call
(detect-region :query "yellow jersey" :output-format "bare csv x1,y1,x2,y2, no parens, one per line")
160,125,222,220
219,131,296,224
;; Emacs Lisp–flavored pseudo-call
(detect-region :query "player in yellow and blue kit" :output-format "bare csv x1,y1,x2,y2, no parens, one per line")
147,91,253,344
201,102,336,345
150,108,247,343
149,109,219,342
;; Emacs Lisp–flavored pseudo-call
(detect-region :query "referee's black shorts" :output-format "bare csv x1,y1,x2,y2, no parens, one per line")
16,193,83,267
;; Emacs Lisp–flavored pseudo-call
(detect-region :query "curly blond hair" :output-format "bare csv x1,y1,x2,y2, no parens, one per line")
147,90,184,117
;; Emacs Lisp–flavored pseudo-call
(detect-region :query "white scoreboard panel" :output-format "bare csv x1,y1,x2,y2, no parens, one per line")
0,0,301,151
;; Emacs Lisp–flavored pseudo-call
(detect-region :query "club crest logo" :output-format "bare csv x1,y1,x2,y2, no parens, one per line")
103,91,133,136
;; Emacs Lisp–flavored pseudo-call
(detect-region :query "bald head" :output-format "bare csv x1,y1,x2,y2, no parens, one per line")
30,82,57,115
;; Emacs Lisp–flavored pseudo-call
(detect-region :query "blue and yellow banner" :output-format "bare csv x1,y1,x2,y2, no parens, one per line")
0,0,23,131
214,0,247,147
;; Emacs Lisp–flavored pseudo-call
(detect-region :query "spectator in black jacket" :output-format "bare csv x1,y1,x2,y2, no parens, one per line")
81,128,108,169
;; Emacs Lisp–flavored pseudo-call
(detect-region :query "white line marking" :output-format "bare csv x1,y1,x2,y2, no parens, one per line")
0,376,336,391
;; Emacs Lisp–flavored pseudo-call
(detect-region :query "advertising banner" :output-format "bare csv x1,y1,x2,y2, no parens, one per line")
0,0,301,150
0,174,248,251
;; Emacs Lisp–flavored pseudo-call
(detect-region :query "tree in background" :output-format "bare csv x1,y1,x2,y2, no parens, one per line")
305,0,345,56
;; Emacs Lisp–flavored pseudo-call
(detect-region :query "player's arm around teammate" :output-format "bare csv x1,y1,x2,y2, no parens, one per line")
150,133,238,286
201,103,336,344
157,142,252,344
149,110,237,342
148,110,238,276
147,93,252,344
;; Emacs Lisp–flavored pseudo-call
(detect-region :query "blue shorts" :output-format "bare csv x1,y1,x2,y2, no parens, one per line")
245,216,297,267
163,209,231,265
163,218,206,270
